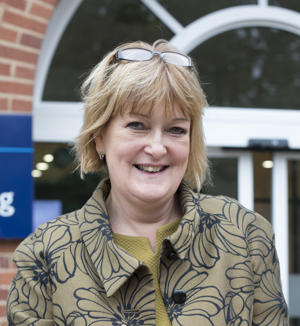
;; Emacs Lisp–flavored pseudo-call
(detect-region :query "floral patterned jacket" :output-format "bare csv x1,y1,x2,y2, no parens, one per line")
7,179,288,325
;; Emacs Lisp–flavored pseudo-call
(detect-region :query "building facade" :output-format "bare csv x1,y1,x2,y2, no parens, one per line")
0,0,299,324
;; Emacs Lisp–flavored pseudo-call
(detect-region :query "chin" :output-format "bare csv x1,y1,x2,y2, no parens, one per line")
131,183,177,203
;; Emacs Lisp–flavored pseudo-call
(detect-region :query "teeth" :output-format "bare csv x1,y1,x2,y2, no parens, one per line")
136,165,165,173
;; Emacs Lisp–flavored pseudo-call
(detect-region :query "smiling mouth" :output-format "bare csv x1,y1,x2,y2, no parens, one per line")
134,164,168,173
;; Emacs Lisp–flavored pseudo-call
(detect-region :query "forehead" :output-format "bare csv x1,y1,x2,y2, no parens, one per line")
122,101,190,120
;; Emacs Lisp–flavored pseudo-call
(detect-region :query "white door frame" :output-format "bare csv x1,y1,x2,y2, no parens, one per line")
272,152,300,310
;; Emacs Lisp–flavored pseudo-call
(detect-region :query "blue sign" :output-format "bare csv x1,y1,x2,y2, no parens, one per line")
0,114,33,238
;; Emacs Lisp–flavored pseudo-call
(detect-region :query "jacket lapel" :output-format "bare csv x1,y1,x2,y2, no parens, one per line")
77,179,142,296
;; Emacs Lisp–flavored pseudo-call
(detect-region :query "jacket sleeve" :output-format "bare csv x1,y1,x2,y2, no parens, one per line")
7,235,54,326
247,214,288,325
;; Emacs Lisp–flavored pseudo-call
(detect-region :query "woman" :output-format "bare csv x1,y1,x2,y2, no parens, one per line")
7,40,287,325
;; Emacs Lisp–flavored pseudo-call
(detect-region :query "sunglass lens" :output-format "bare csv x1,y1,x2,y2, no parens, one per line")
161,52,190,66
121,48,152,61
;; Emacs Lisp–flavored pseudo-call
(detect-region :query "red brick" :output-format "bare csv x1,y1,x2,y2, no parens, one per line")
15,65,35,79
0,304,6,318
0,45,38,64
0,256,9,268
0,81,33,95
0,273,16,285
0,26,18,43
0,62,10,75
0,98,8,110
0,289,9,301
3,10,47,34
20,33,42,49
30,2,53,20
12,99,32,112
0,0,26,10
0,320,9,326
0,240,20,252
42,0,59,6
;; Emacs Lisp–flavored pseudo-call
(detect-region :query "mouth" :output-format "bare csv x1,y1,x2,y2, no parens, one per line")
134,164,169,173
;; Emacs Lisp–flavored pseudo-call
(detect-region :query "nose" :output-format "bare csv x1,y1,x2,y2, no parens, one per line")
144,132,167,159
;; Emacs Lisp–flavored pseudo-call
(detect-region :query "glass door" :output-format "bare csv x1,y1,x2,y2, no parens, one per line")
273,152,300,323
206,148,253,210
207,149,300,323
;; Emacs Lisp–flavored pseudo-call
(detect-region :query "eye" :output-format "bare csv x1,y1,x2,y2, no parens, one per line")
168,126,186,135
127,121,146,130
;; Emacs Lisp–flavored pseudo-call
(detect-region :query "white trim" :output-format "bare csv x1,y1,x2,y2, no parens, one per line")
258,0,268,7
204,107,300,149
238,153,253,210
34,102,84,142
140,0,184,34
34,105,300,149
171,5,300,53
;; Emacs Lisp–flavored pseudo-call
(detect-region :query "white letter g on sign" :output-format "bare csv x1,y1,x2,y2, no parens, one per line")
0,192,15,217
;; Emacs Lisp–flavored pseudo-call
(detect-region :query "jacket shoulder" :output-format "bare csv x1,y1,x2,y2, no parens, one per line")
197,193,273,236
13,209,81,265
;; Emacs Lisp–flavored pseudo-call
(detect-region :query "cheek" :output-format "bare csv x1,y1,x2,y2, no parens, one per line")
172,140,190,164
107,140,142,163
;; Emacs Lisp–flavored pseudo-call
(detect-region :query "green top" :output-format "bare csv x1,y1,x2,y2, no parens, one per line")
113,218,181,326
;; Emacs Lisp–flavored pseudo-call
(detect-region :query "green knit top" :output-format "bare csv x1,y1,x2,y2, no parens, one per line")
113,218,180,326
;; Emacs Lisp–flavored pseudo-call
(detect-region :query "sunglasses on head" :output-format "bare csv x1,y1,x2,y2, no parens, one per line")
115,47,192,67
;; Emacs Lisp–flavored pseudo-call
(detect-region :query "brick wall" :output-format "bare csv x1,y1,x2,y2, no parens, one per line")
0,0,58,113
0,241,18,326
0,0,59,324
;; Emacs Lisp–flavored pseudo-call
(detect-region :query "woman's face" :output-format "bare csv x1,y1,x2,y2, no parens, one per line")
95,103,191,205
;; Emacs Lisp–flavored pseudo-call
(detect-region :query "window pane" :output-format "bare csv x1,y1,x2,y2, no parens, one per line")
288,160,300,319
191,28,300,109
289,319,300,326
269,0,300,12
43,0,173,101
289,160,300,273
202,158,238,199
253,152,272,221
158,0,256,26
33,143,104,217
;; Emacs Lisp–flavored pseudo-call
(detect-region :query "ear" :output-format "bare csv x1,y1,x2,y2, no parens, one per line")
94,131,104,153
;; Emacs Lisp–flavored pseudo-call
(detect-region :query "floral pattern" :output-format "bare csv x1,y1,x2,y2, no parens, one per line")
7,179,288,325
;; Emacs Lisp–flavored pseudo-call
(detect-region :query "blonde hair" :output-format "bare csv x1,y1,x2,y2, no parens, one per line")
74,39,208,191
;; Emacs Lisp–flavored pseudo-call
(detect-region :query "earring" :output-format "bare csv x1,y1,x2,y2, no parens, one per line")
98,150,105,160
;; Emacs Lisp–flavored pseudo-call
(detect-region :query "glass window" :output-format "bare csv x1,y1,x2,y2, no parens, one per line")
253,151,272,221
33,143,105,217
289,160,300,274
190,28,300,109
33,146,240,223
43,0,173,102
288,160,300,322
202,158,238,199
158,0,257,27
290,319,300,326
269,0,300,12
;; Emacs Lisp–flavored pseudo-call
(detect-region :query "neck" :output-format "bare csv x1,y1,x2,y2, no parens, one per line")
106,190,181,251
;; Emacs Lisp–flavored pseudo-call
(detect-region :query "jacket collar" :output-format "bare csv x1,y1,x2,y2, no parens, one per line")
166,182,201,260
77,179,201,296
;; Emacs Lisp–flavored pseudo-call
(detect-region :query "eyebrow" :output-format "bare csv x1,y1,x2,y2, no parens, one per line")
129,113,189,122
